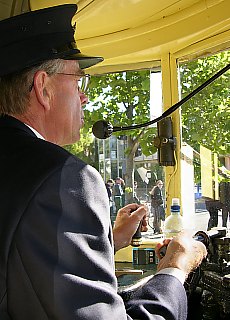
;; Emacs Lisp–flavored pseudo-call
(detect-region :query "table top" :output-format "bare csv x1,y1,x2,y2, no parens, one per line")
116,261,157,288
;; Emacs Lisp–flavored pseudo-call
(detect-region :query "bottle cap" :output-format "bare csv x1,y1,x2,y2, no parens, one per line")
171,198,180,213
172,198,180,206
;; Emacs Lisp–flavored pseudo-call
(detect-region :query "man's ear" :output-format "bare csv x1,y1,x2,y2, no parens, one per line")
32,71,52,111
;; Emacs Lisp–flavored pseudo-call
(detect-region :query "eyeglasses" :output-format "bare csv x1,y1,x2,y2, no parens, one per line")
29,73,91,93
56,73,91,93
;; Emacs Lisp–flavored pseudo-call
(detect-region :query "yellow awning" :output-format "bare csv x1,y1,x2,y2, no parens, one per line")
18,0,230,73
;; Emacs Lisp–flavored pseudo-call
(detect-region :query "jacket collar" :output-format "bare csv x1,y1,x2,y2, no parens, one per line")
0,115,37,138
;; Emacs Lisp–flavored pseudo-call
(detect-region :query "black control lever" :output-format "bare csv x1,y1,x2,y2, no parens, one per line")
131,221,143,247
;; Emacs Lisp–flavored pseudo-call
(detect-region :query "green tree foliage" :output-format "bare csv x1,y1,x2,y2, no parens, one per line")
180,51,230,154
86,70,157,203
66,51,229,199
64,125,98,168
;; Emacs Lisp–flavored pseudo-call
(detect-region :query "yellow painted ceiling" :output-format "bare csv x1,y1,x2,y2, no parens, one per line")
7,0,230,73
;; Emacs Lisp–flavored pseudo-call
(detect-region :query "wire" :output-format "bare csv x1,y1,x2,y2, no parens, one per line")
165,150,178,201
114,63,230,132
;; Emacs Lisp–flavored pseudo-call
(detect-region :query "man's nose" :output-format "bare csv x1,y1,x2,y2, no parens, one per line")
79,89,88,106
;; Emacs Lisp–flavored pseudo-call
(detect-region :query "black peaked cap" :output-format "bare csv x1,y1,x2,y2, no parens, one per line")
0,4,103,76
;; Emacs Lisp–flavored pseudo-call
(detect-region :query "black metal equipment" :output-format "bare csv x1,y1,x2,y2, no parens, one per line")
153,117,176,166
186,228,230,320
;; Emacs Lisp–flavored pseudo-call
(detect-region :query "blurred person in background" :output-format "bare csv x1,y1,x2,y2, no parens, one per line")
150,180,165,234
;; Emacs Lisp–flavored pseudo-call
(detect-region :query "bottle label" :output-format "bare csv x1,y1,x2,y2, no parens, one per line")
171,205,180,211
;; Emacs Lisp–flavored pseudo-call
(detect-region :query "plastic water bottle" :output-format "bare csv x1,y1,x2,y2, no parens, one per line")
163,198,184,238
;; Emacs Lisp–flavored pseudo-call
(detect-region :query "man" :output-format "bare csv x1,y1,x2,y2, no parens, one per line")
219,181,230,228
205,199,220,230
150,180,165,233
114,177,124,211
133,181,140,204
0,4,206,320
105,179,114,216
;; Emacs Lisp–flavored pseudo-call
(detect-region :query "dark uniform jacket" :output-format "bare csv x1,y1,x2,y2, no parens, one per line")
151,186,163,207
0,116,187,319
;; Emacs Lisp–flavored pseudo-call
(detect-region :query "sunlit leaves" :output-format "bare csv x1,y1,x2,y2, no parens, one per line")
180,51,230,154
86,69,154,156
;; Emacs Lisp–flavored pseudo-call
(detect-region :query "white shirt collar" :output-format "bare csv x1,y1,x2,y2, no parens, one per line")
24,123,45,140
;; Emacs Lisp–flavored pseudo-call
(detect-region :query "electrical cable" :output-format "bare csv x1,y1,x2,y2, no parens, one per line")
92,63,230,137
116,63,230,131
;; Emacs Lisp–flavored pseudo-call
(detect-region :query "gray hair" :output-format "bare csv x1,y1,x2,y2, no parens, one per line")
0,59,66,115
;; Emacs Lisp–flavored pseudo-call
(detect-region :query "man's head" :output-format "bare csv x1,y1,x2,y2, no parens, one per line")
0,4,103,146
0,58,90,145
156,180,163,189
115,177,122,184
106,179,114,188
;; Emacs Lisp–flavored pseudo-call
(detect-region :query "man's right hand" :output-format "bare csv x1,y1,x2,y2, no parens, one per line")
113,203,148,252
156,232,207,279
